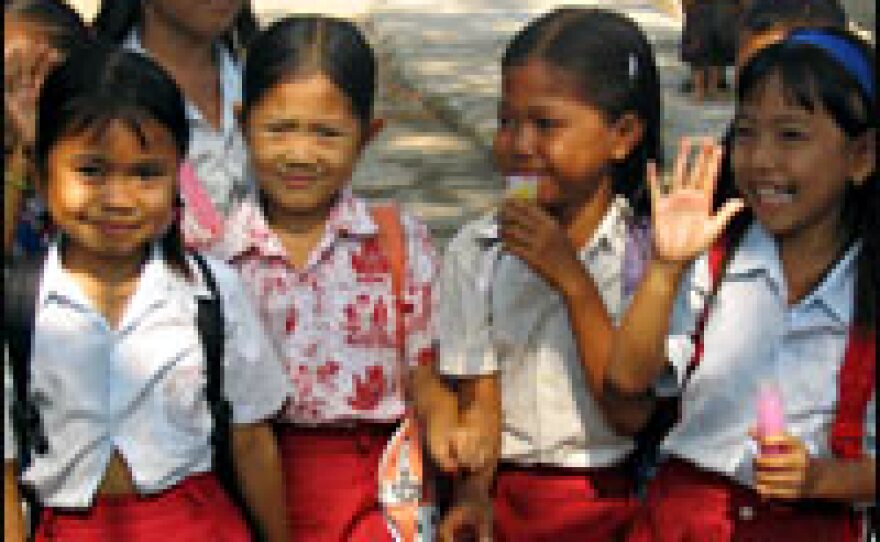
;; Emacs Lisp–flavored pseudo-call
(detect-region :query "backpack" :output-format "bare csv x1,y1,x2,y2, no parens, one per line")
3,252,255,541
371,204,438,542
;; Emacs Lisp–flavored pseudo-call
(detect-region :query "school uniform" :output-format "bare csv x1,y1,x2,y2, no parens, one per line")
213,188,438,541
627,222,874,541
4,242,289,541
123,31,251,218
436,197,645,541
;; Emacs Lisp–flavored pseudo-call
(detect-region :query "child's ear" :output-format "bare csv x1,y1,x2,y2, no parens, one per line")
848,128,875,186
610,112,645,162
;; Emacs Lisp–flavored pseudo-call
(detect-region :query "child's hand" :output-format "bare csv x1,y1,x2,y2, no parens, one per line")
423,387,462,474
498,198,585,296
4,39,60,150
650,137,744,264
451,400,501,474
753,432,813,500
438,492,494,542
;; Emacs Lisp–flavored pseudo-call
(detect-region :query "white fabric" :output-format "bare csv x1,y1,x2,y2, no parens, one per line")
6,243,287,508
123,31,251,216
661,223,872,487
436,198,637,468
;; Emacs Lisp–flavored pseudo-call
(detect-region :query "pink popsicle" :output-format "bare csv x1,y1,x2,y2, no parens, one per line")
756,383,786,455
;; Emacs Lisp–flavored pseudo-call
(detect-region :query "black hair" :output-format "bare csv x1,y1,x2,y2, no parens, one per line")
5,0,93,55
739,0,847,34
725,28,876,326
501,8,663,218
34,43,193,277
92,0,257,58
241,15,377,126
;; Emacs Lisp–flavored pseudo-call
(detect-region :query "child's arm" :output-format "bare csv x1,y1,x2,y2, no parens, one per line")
755,433,875,502
497,198,614,399
604,139,743,433
438,375,500,542
411,363,460,473
231,422,289,542
4,461,25,542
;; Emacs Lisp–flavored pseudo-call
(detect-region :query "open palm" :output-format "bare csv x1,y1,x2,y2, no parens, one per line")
650,137,744,262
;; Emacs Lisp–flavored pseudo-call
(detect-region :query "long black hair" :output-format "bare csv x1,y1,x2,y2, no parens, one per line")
92,0,258,58
5,0,93,55
241,16,377,126
500,7,663,218
34,43,192,277
724,28,876,326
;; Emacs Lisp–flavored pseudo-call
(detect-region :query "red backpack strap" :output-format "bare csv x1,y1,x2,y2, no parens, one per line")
684,233,730,379
370,203,408,393
830,325,876,459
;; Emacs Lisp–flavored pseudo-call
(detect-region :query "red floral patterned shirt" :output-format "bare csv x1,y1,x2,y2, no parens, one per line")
211,190,437,424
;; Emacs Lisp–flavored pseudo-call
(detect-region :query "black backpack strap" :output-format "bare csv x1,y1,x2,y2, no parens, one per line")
4,254,49,539
189,253,261,541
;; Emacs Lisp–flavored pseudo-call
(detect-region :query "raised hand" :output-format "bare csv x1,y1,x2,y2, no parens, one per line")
650,137,744,263
5,38,60,151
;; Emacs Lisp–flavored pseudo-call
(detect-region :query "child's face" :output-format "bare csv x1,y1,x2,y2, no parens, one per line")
732,74,871,241
145,0,245,41
244,73,368,219
494,59,637,217
44,118,180,262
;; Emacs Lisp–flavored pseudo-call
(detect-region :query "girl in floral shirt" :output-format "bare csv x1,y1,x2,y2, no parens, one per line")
210,16,448,541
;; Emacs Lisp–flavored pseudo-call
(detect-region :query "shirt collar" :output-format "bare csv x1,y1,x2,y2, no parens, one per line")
122,30,241,138
474,195,630,260
223,187,377,260
40,240,211,316
726,222,859,325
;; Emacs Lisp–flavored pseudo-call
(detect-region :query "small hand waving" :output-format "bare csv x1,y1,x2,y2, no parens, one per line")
649,137,745,263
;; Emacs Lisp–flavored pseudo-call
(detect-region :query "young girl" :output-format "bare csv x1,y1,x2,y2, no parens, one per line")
5,0,92,256
432,8,663,541
3,45,290,542
605,28,875,541
93,0,257,224
209,16,441,541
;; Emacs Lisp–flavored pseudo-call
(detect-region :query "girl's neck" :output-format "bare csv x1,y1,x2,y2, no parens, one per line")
561,180,614,249
61,241,149,328
263,197,338,269
777,212,852,305
139,15,216,72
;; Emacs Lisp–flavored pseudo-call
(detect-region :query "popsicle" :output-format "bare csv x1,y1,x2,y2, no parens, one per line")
756,383,786,455
505,175,538,201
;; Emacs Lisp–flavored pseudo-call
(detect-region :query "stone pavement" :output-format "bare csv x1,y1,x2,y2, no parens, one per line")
367,0,736,162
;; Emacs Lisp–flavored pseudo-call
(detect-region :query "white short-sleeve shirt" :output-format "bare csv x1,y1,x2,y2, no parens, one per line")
5,243,288,508
123,32,251,216
436,198,639,468
661,223,873,487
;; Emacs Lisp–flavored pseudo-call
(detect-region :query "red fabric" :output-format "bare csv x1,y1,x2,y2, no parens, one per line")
831,325,876,459
626,458,860,542
277,423,398,541
493,463,638,542
33,473,250,542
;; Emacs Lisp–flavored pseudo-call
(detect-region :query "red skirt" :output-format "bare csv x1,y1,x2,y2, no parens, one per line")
493,462,638,542
276,422,398,542
626,457,861,542
34,472,250,542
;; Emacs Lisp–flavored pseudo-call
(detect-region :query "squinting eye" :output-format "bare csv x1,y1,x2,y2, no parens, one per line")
313,125,344,138
132,165,167,180
779,129,808,141
534,117,562,131
76,164,105,177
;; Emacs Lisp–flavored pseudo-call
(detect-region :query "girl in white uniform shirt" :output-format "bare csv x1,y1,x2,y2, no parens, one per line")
3,45,289,542
92,0,256,224
432,9,663,541
605,28,876,541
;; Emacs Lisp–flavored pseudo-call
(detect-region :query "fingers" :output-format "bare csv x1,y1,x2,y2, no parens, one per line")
646,160,661,209
671,137,691,192
452,427,490,472
429,434,460,474
708,198,745,239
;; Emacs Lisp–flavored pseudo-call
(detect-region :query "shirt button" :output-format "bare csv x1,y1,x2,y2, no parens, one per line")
738,505,755,521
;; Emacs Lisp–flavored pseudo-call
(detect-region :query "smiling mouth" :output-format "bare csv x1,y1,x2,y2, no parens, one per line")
752,185,796,206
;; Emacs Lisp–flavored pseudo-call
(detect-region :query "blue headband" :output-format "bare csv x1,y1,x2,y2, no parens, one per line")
786,29,875,99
